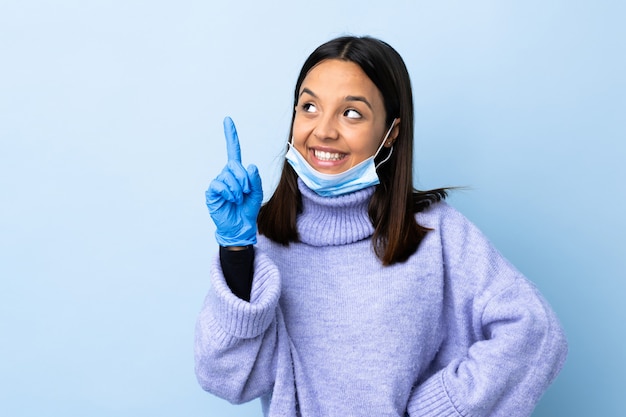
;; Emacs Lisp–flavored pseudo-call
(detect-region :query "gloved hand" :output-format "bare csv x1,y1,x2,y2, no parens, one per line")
205,117,263,246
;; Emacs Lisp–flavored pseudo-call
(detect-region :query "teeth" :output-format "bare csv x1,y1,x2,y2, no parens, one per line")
314,150,344,161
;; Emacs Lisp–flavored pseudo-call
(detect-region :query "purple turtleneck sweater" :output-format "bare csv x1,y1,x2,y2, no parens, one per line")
195,181,567,417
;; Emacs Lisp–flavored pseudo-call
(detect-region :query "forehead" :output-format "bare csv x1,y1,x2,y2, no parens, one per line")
300,59,382,102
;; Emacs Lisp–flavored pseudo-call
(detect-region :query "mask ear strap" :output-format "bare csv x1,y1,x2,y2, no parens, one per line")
374,118,397,169
375,146,393,169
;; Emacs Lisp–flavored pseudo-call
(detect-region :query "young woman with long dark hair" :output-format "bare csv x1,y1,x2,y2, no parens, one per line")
195,36,567,417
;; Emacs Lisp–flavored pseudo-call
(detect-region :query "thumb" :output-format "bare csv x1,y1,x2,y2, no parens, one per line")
246,164,263,199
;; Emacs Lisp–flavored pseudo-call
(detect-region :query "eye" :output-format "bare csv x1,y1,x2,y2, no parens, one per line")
344,109,362,119
301,103,317,113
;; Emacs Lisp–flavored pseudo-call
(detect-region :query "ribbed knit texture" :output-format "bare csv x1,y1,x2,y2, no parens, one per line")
195,182,568,417
296,178,375,246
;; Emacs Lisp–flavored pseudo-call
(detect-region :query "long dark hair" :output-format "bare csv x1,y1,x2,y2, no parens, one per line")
257,36,447,265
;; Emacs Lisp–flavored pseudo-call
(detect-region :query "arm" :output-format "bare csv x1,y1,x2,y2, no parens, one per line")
194,248,282,403
196,117,281,403
407,206,567,417
220,245,254,301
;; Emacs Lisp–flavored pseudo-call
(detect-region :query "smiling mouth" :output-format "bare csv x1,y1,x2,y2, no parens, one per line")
314,149,346,161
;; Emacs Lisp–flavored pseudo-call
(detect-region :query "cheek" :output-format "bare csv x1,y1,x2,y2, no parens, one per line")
291,118,311,146
347,131,381,155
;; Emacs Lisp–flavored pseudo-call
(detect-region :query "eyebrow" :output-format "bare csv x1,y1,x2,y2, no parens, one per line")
345,95,373,110
299,88,373,110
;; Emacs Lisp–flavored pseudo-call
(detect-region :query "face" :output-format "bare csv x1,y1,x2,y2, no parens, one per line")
292,59,399,174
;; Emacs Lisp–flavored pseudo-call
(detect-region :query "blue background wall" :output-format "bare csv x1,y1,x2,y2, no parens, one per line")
1,1,624,416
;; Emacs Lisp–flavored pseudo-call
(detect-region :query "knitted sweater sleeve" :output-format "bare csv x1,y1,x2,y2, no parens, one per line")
407,205,568,417
194,248,282,404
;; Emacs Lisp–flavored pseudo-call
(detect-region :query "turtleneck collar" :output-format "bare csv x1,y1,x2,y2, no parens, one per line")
296,178,375,246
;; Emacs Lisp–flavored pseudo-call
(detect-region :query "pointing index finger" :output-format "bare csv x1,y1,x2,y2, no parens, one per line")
223,116,241,163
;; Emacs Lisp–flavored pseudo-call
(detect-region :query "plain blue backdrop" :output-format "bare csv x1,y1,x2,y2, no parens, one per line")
1,1,624,416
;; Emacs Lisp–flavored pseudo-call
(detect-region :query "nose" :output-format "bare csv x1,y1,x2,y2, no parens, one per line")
313,114,339,141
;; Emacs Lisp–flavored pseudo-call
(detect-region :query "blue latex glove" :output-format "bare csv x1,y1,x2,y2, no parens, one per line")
206,117,263,246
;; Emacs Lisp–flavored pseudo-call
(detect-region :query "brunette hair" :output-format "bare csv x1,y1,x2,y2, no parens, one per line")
257,35,448,265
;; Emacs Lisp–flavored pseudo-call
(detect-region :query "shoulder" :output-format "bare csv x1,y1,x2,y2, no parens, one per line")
416,200,475,235
416,202,512,277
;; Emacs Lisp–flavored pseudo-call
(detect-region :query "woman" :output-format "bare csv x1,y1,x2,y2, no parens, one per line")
196,36,567,416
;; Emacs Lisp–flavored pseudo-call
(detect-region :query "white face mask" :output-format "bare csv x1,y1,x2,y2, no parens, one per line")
285,119,397,197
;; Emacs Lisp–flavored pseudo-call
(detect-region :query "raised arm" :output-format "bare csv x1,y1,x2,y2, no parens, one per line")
196,118,283,403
